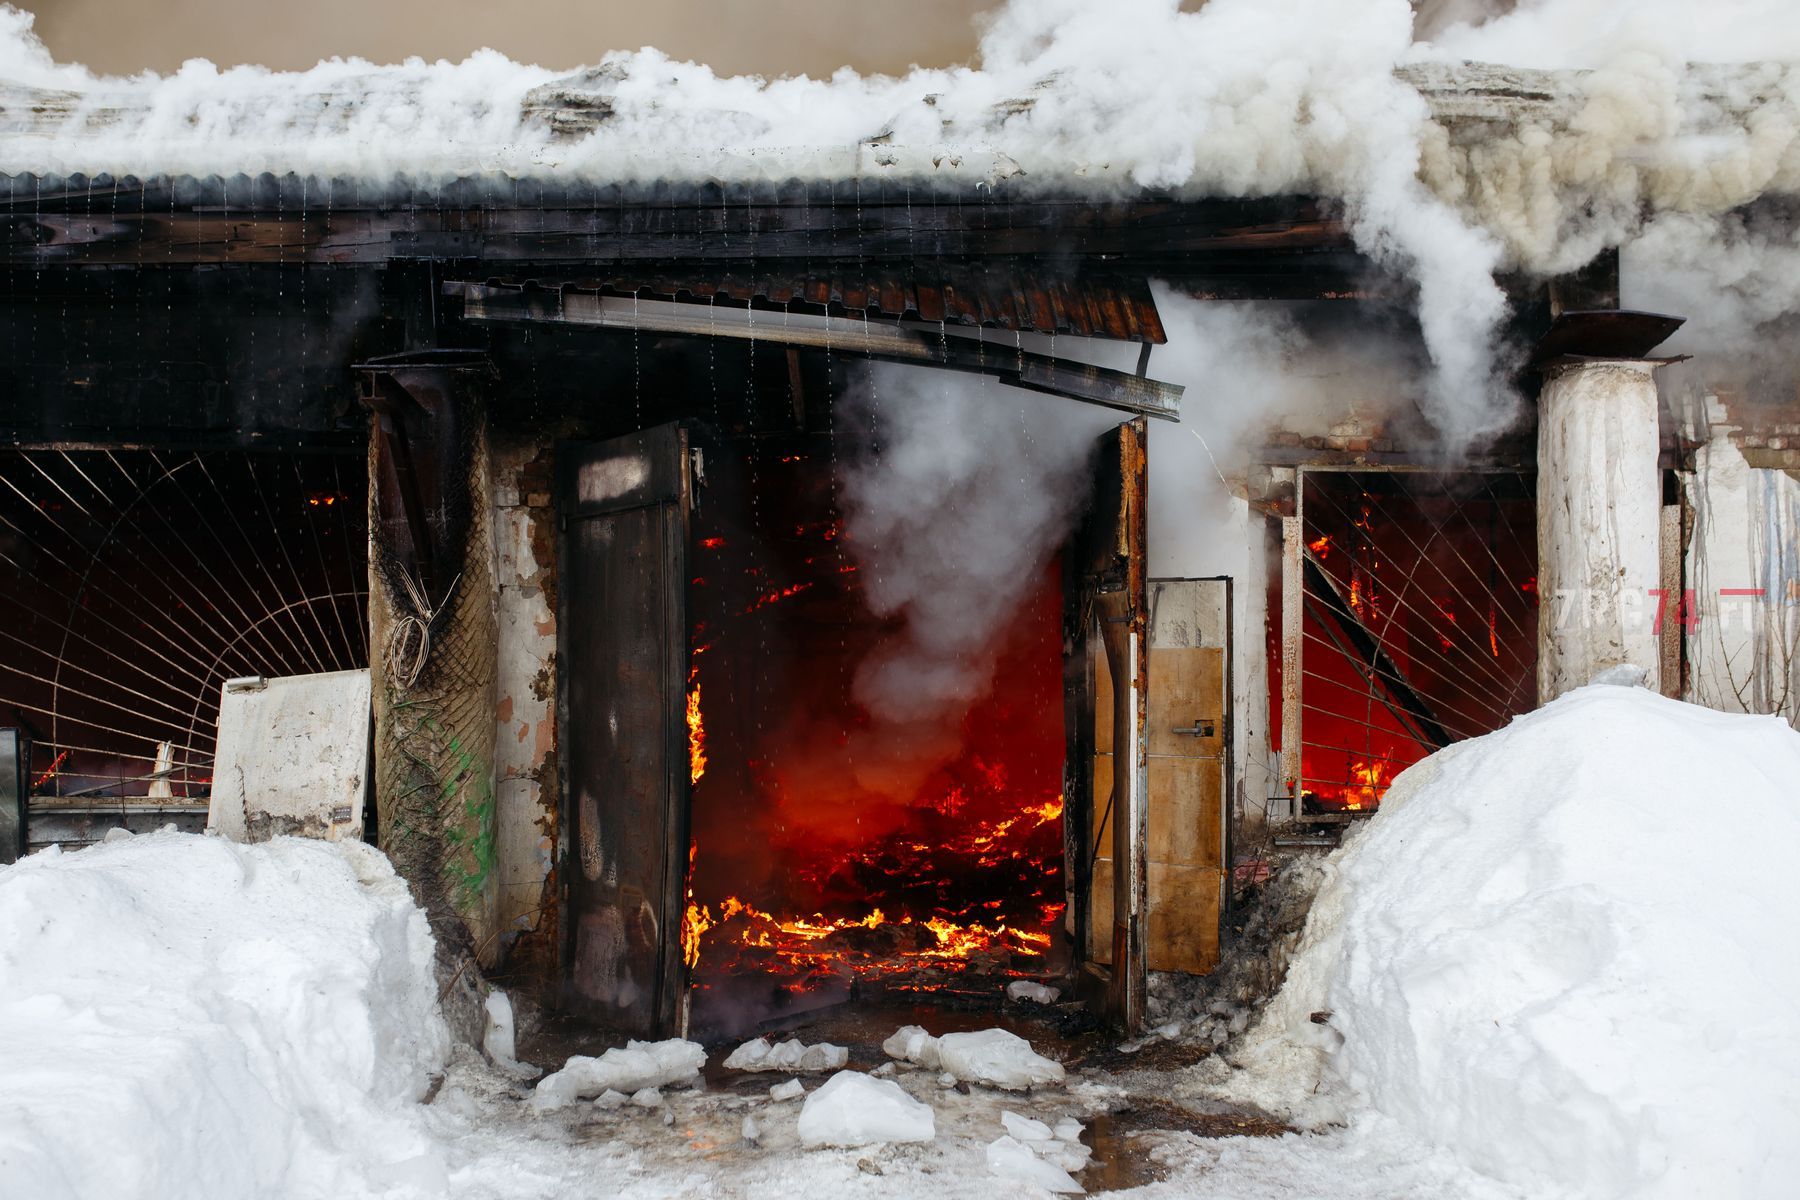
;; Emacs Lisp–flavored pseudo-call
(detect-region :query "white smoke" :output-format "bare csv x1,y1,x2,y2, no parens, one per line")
834,365,1113,796
3,0,1798,443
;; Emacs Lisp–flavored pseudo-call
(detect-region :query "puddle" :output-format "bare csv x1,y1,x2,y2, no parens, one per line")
1081,1099,1295,1193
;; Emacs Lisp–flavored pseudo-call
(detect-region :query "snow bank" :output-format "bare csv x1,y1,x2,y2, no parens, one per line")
796,1071,936,1148
722,1036,848,1073
530,1039,706,1112
0,830,450,1200
1244,685,1800,1199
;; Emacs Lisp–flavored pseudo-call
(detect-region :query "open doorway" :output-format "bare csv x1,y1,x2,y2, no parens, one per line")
556,403,1164,1036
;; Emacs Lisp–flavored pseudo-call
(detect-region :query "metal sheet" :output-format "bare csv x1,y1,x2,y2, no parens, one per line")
207,669,371,842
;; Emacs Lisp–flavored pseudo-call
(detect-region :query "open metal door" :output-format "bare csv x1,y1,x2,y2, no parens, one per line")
1065,417,1150,1033
558,423,696,1036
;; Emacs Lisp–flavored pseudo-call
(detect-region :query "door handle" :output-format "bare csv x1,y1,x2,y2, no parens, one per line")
1172,719,1217,737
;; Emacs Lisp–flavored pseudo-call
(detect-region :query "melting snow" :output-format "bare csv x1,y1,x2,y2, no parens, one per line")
722,1036,849,1073
795,1070,937,1148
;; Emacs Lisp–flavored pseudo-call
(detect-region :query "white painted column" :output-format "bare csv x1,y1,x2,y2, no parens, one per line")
1536,358,1664,702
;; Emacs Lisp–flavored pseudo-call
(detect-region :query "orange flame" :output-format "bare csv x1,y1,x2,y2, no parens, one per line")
1341,758,1389,810
686,667,706,784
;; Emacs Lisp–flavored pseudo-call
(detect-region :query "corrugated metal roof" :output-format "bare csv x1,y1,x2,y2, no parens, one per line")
465,264,1166,343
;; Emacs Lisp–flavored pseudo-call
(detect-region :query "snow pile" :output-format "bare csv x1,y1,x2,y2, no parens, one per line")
530,1039,706,1112
795,1071,936,1148
0,831,450,1200
1244,685,1800,1199
722,1036,849,1073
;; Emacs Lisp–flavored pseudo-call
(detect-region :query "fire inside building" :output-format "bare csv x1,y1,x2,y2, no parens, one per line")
1,70,1796,1042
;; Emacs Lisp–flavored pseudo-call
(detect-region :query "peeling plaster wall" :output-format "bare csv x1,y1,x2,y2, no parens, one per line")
1683,427,1800,727
490,435,560,975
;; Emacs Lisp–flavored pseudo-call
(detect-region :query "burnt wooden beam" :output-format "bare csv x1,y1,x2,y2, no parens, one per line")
0,196,1355,268
1303,554,1454,750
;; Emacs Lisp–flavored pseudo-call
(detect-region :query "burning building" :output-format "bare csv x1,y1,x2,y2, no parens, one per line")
1,37,1796,1045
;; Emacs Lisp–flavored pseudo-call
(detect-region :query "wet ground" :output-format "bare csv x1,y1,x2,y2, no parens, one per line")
512,991,1292,1194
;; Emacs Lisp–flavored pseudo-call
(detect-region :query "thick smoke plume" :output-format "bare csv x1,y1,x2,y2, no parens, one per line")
833,366,1112,798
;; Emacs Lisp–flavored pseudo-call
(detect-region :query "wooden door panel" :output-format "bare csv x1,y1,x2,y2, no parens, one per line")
559,425,692,1036
1143,580,1229,976
1147,862,1222,976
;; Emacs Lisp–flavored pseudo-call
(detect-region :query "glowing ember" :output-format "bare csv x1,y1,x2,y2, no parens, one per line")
32,748,71,789
737,581,813,615
1308,534,1331,557
688,892,1062,989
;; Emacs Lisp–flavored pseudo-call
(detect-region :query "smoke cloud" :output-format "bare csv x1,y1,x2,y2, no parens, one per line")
833,366,1112,798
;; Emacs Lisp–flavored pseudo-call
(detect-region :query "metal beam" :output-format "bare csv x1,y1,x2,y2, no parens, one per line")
446,283,1184,421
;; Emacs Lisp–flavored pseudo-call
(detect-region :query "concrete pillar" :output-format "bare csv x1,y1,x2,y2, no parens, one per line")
1536,358,1664,702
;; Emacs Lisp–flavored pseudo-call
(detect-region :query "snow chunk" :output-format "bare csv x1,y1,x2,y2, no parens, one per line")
593,1089,628,1110
629,1087,662,1108
531,1039,705,1112
768,1078,806,1102
481,990,537,1078
1245,686,1800,1199
937,1029,1065,1090
723,1035,849,1073
886,1025,1064,1089
796,1071,936,1148
0,831,449,1200
1001,1110,1053,1142
1006,980,1062,1005
881,1023,941,1069
986,1134,1084,1194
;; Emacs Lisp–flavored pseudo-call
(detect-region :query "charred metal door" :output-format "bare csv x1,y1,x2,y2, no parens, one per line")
1144,578,1230,975
559,424,695,1036
1065,417,1150,1033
